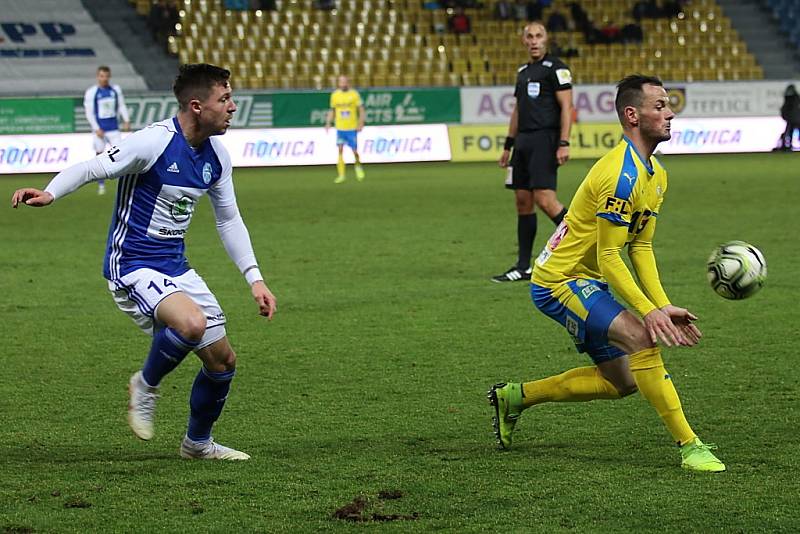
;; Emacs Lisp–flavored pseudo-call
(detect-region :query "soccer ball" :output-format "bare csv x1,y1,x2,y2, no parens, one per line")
706,241,767,300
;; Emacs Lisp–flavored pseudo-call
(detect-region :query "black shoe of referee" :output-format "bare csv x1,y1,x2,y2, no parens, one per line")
491,266,532,283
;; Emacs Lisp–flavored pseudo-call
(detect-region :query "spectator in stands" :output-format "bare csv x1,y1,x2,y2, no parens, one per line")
632,0,650,21
514,0,528,21
621,21,644,43
495,0,513,20
661,0,685,18
449,7,472,34
526,0,543,21
569,2,591,33
779,84,800,151
148,0,179,53
254,0,277,10
315,0,336,10
547,10,569,32
600,21,622,43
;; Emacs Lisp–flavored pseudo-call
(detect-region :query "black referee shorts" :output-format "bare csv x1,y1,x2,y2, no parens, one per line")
507,130,559,191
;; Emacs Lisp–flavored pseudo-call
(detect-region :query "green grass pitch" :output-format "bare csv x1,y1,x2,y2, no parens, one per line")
1,153,799,532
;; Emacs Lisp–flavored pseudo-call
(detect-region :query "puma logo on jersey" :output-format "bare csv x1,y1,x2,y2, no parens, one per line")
167,162,180,173
623,172,636,185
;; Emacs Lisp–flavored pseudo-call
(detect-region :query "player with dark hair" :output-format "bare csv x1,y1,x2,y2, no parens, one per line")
488,74,726,472
12,63,276,460
84,65,130,195
493,22,574,283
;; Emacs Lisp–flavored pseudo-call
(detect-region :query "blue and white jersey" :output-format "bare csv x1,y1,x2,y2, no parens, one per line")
84,84,130,132
97,117,235,285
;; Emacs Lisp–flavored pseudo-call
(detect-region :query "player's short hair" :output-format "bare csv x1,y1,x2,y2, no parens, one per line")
97,65,111,74
615,74,663,121
523,20,547,34
173,63,231,111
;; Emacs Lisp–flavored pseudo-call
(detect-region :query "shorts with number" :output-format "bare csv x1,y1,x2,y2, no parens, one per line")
93,129,122,154
507,130,559,190
530,279,626,364
336,129,358,151
108,268,226,350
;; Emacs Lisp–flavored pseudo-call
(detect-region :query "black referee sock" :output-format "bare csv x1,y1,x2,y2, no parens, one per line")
517,213,538,271
550,208,567,226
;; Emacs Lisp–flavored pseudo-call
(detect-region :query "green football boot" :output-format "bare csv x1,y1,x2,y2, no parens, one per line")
680,438,726,472
487,382,524,450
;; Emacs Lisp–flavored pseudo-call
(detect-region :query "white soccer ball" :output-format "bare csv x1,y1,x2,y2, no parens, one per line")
706,241,767,300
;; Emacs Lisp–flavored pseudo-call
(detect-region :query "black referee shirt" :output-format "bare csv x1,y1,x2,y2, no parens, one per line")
514,54,572,133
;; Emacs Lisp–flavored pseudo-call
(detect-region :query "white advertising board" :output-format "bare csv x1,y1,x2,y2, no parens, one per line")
0,124,452,174
224,124,452,167
0,132,97,174
659,116,792,154
460,81,799,124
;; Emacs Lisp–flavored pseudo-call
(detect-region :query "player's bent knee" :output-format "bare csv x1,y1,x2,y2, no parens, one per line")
174,311,207,342
608,311,655,354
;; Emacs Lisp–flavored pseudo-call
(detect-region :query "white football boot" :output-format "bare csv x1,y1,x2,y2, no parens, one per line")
127,371,159,440
180,436,251,461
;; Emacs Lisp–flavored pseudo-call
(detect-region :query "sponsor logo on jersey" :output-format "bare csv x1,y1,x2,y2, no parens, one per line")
170,196,194,222
581,285,600,299
566,316,579,336
604,196,630,215
158,228,187,236
543,60,553,67
527,82,541,98
167,162,180,173
202,162,213,184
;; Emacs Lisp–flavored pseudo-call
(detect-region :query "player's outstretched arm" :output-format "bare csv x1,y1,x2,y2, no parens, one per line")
251,280,277,319
11,188,54,208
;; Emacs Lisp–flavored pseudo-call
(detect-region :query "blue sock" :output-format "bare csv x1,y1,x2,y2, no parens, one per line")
187,367,235,442
141,328,199,387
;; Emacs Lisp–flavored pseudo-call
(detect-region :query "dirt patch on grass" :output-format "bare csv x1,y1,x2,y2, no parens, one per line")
332,490,417,523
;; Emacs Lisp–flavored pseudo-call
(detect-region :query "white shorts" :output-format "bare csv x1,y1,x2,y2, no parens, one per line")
93,129,122,153
108,268,227,350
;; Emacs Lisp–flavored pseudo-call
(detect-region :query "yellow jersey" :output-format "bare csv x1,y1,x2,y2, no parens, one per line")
330,89,362,131
533,137,670,317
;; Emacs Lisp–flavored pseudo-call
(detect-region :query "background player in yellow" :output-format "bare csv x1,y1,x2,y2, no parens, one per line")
488,75,726,473
325,75,365,184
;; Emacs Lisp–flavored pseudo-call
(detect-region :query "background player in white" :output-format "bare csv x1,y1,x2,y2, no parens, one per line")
12,64,276,461
84,65,131,195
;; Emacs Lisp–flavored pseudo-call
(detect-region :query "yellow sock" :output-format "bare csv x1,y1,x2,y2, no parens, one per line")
629,347,696,445
522,366,621,407
337,156,345,177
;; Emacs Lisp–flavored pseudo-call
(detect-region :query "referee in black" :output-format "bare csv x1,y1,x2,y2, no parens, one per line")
492,21,574,282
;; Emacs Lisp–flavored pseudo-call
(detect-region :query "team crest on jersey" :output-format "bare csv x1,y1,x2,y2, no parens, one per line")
202,162,213,184
527,82,541,98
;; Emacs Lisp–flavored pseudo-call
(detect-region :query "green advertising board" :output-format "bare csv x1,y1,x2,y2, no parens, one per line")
0,98,74,135
271,88,461,127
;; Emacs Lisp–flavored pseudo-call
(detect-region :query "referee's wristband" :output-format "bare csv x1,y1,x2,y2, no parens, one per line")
558,140,570,147
503,136,515,151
